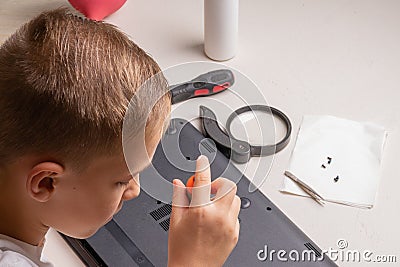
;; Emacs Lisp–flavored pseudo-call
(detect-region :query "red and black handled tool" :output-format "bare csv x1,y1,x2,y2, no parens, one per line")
170,69,235,104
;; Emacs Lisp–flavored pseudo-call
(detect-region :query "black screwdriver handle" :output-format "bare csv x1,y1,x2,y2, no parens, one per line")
170,69,235,104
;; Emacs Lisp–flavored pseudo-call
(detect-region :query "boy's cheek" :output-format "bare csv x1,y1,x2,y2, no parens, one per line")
130,181,141,198
133,174,140,186
120,178,141,201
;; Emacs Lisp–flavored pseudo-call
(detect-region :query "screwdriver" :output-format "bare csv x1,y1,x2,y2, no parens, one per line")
170,69,235,104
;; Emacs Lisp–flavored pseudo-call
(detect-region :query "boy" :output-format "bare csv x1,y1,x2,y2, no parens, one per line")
0,9,240,266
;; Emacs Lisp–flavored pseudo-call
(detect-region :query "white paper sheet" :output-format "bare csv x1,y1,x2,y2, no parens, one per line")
281,115,387,208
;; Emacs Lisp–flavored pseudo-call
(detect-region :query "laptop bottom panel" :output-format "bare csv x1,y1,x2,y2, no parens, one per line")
62,118,337,267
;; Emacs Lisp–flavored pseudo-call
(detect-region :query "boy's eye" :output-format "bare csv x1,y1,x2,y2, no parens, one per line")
117,181,130,186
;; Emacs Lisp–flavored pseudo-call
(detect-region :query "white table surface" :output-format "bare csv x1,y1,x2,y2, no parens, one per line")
1,1,399,266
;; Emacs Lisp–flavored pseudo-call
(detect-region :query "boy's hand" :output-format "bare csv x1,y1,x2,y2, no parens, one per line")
168,155,241,267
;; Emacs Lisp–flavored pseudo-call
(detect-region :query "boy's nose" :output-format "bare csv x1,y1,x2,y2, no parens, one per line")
122,176,140,201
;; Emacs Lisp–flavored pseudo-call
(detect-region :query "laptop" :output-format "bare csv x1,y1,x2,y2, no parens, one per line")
62,118,337,266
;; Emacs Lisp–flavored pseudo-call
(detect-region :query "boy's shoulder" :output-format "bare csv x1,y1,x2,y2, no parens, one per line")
0,234,53,267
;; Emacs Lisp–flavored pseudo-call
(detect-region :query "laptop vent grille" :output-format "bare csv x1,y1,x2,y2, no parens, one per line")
149,203,172,231
201,140,216,153
149,204,172,221
159,218,171,231
304,242,322,257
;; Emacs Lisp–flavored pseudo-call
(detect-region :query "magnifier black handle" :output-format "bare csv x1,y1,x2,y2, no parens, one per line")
170,69,234,104
200,105,251,163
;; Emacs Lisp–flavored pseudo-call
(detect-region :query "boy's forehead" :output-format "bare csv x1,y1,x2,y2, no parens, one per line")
91,153,129,172
80,152,148,180
123,153,153,178
123,135,160,176
123,122,163,175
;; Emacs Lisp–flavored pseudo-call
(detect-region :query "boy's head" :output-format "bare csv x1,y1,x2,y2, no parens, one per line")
0,9,170,241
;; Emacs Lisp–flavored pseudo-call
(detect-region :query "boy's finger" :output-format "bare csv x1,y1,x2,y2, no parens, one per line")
230,195,241,220
190,155,211,206
170,179,189,223
234,218,240,241
210,177,224,195
212,178,237,206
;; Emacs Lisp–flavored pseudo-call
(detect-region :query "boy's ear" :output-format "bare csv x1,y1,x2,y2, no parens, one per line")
26,162,64,202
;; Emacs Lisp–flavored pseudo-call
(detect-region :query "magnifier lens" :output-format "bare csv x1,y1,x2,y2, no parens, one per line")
229,110,276,146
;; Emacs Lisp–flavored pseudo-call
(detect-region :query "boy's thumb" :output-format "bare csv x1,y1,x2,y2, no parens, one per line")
170,179,189,222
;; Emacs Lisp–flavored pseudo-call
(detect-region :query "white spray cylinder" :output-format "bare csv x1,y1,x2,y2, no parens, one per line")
204,0,239,61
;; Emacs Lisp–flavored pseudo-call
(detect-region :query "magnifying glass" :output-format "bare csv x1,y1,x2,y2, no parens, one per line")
200,105,292,163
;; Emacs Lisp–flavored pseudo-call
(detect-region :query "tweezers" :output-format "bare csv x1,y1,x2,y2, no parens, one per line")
284,171,325,206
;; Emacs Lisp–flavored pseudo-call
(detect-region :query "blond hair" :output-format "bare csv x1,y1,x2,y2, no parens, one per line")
0,8,170,169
